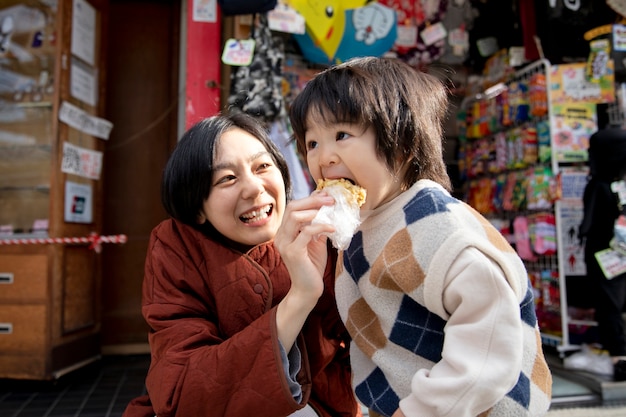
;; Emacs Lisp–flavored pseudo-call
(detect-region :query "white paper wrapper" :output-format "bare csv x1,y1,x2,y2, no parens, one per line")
311,184,361,250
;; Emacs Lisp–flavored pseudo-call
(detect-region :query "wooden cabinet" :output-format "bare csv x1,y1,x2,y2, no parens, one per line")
0,0,108,380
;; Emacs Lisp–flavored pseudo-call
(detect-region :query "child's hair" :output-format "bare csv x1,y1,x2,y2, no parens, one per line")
161,111,292,230
289,56,452,191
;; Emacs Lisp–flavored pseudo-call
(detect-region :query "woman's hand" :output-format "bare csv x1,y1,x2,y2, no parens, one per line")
274,192,335,350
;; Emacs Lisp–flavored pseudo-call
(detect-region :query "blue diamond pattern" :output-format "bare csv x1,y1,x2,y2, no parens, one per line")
507,371,531,409
344,231,370,283
355,367,401,417
520,287,538,327
403,187,458,225
389,295,444,363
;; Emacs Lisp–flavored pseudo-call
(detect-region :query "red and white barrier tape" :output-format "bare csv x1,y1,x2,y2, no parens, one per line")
0,232,127,253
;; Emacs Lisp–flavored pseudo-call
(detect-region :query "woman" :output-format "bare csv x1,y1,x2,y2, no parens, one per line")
122,112,360,417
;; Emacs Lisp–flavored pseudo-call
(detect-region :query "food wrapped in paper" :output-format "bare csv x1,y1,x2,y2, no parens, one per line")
312,179,367,250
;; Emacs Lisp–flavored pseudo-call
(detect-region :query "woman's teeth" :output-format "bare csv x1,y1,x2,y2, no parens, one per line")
240,204,272,223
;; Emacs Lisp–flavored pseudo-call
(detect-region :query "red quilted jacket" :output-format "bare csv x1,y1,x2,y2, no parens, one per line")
122,219,360,417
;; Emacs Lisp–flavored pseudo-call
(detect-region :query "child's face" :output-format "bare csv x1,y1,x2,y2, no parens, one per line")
304,120,403,211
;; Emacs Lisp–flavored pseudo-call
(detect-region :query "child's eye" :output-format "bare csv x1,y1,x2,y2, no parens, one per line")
306,140,318,150
336,131,350,140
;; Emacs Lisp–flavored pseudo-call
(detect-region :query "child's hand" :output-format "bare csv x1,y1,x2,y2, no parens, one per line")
274,192,336,302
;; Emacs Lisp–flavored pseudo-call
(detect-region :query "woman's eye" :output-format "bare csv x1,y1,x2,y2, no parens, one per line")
257,162,272,171
215,175,235,185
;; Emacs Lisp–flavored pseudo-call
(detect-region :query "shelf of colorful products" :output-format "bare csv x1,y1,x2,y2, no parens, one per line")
457,59,579,353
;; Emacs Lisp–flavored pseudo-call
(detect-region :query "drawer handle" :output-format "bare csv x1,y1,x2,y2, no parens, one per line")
0,273,14,284
0,323,12,334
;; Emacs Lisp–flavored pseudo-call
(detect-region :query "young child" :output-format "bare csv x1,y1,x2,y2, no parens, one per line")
288,57,552,417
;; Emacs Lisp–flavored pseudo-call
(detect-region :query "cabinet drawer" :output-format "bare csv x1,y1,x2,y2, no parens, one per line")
0,254,48,302
0,304,46,353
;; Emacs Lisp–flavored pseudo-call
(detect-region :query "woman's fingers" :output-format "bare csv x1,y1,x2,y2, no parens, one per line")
279,194,335,236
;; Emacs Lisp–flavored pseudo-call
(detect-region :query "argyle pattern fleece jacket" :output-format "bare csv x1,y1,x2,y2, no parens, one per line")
336,180,552,417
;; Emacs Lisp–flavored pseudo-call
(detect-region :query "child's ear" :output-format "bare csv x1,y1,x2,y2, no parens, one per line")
196,211,206,224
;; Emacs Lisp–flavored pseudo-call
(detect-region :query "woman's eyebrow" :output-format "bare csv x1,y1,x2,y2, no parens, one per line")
213,151,270,171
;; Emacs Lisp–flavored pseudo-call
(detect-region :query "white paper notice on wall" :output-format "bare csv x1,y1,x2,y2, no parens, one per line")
59,101,113,140
193,0,217,22
71,59,97,106
64,180,93,223
71,0,96,66
61,141,103,180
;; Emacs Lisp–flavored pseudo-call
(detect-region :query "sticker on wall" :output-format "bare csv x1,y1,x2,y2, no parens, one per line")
65,181,93,224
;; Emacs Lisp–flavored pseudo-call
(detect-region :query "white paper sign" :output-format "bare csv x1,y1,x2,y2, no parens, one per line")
59,101,113,140
268,5,305,34
65,181,93,223
71,0,96,65
61,141,103,180
193,0,217,22
71,60,97,106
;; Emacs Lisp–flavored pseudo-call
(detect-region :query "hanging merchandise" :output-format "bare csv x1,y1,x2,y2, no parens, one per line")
218,0,277,16
513,215,537,261
530,212,557,256
378,0,422,55
586,37,612,82
267,3,305,35
438,0,474,65
402,0,449,68
228,14,285,123
292,1,397,65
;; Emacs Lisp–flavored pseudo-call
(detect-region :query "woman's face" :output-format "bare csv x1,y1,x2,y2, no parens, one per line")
199,128,286,247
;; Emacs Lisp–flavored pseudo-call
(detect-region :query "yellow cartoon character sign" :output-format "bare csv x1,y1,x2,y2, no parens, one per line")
286,0,368,59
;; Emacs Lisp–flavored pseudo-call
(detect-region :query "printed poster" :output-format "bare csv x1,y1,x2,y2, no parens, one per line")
549,62,615,104
559,166,589,202
550,102,597,163
559,202,586,276
557,167,589,276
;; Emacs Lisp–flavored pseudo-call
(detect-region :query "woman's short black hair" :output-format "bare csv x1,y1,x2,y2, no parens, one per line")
161,111,292,231
289,56,452,191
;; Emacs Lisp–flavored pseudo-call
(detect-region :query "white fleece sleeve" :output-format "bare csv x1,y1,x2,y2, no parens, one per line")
399,247,523,417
